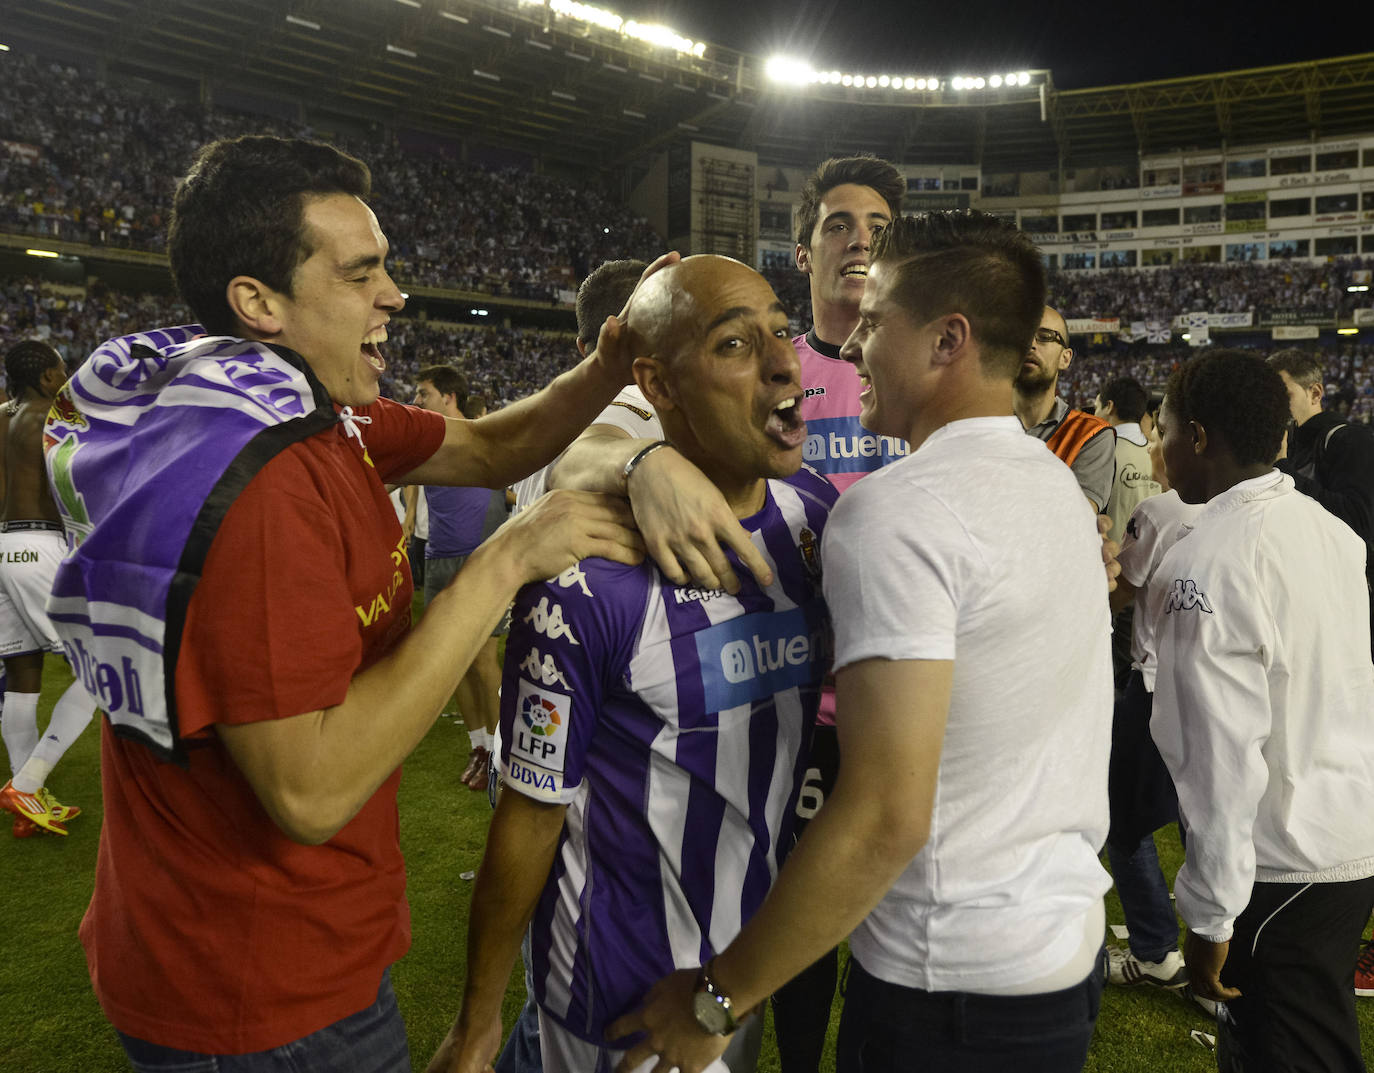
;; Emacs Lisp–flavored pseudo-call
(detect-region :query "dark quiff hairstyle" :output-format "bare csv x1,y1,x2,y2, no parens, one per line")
795,156,906,248
1098,376,1149,423
417,365,469,408
869,211,1046,378
4,340,63,397
1266,348,1324,391
168,136,372,336
576,259,646,348
1165,349,1289,466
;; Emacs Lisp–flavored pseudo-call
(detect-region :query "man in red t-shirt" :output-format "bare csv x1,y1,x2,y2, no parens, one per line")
78,135,649,1072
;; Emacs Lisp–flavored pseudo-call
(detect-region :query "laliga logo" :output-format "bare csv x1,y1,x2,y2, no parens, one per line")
521,694,562,736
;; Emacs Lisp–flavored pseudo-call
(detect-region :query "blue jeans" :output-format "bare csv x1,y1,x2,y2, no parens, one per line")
494,930,542,1073
1106,833,1180,963
117,970,409,1073
837,957,1102,1073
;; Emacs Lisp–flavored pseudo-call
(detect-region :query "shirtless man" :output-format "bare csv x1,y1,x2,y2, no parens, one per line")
0,340,95,836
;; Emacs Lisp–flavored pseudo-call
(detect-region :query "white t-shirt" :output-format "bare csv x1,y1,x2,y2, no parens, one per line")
1117,489,1203,689
823,416,1113,995
513,385,663,513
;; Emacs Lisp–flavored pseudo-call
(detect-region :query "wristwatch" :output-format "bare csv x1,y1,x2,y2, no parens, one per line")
691,959,742,1036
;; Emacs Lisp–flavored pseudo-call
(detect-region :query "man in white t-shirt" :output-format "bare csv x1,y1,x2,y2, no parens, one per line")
611,211,1113,1073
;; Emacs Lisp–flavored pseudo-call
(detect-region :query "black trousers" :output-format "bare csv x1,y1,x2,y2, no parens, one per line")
1218,876,1374,1073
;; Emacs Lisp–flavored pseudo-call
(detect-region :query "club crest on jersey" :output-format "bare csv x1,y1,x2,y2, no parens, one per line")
520,647,570,689
511,680,570,783
553,563,593,598
1164,578,1213,614
523,596,580,645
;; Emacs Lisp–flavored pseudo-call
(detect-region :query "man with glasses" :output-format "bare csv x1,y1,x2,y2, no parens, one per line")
1014,306,1115,511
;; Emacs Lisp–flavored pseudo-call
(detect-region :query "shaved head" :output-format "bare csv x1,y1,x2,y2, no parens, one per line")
625,255,780,364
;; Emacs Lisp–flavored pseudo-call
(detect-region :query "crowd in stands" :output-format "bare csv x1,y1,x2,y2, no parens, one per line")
0,276,580,406
0,51,661,301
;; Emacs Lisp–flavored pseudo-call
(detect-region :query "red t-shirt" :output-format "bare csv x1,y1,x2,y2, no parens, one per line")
80,397,446,1054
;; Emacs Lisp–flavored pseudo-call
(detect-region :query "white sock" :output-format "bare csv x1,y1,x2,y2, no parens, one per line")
13,682,94,793
468,728,483,749
478,729,492,750
2,690,40,778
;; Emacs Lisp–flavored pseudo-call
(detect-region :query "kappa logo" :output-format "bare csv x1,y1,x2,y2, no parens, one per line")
803,386,826,399
523,597,580,645
553,563,593,598
674,585,726,605
519,647,570,689
1165,578,1213,614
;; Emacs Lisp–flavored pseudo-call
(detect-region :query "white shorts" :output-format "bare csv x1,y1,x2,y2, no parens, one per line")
537,1005,763,1073
0,527,66,658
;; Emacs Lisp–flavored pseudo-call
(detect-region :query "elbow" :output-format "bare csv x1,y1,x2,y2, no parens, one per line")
261,788,357,846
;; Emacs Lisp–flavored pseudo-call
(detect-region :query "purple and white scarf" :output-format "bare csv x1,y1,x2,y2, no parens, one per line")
44,326,341,761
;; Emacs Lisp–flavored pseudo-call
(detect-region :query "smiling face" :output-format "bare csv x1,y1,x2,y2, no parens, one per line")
796,182,894,321
630,257,804,513
270,193,404,407
839,259,929,442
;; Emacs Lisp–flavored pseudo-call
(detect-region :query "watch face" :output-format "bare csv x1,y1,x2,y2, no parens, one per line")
692,989,730,1035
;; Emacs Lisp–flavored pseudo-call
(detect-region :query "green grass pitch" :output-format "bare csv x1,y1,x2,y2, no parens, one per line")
3,651,1371,1072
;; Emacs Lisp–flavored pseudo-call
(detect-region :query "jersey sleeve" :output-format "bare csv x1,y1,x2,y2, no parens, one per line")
822,476,976,672
175,462,360,735
589,386,663,440
498,562,647,804
1070,428,1116,512
357,397,447,482
1117,501,1164,589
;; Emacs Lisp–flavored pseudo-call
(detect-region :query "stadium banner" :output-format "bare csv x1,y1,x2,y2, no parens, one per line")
1225,219,1267,233
1,140,43,164
1169,312,1254,329
557,288,576,305
1352,308,1374,327
1066,317,1120,334
1146,320,1171,344
1183,181,1224,196
1141,184,1181,200
1272,325,1320,340
1225,191,1266,203
1260,309,1336,328
1188,324,1211,347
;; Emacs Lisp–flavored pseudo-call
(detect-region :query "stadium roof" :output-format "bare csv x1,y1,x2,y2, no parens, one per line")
7,0,1374,175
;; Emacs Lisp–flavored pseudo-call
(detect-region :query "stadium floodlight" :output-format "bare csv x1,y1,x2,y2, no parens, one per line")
1348,284,1370,292
386,44,417,57
394,0,421,7
551,89,576,100
1017,71,1031,85
841,74,854,86
1338,327,1360,335
470,308,490,316
828,70,841,83
878,75,890,87
973,77,985,88
527,37,553,49
25,249,58,258
0,43,10,51
285,14,321,30
765,56,815,86
903,77,916,89
951,76,964,89
864,75,877,87
483,25,512,37
624,20,705,56
989,74,1002,87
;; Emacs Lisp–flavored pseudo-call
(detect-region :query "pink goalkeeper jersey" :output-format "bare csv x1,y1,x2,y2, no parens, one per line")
796,331,908,495
796,331,909,723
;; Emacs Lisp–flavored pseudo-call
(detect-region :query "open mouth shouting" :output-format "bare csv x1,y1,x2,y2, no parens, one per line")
765,394,807,449
362,327,388,373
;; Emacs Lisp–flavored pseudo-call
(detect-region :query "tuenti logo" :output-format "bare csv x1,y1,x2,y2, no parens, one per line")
802,431,907,463
66,639,145,715
694,605,828,712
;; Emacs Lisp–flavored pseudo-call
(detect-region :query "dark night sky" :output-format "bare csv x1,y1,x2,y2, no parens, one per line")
613,0,1357,90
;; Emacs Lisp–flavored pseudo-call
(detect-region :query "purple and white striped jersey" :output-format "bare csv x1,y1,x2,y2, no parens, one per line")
498,467,837,1046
